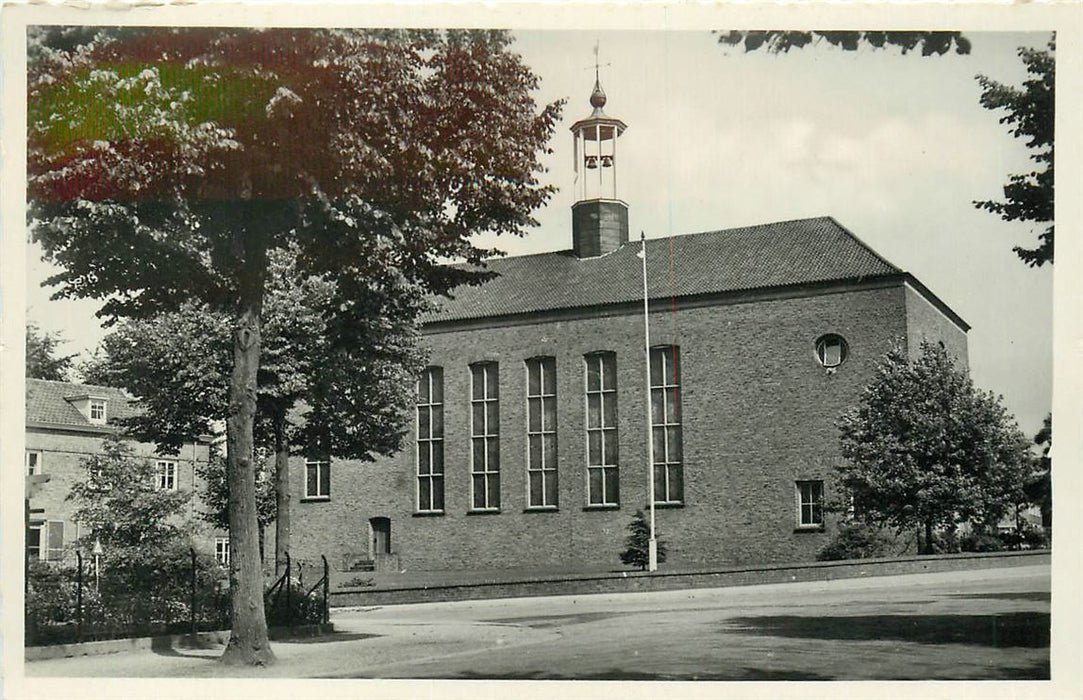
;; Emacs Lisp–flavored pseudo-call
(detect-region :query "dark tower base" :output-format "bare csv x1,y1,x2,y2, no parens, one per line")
572,199,629,258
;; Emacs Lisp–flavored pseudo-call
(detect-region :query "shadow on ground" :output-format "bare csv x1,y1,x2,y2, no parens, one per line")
944,592,1051,603
726,612,1050,648
344,668,836,681
284,632,382,644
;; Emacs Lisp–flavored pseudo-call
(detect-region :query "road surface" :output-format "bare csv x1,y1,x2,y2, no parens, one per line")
25,564,1049,680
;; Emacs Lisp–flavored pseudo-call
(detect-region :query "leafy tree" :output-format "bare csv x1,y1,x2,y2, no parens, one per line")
82,246,428,572
837,342,1034,554
974,39,1055,267
715,31,971,56
620,510,667,571
1025,413,1052,529
68,433,193,551
196,451,277,561
26,322,75,381
29,28,560,665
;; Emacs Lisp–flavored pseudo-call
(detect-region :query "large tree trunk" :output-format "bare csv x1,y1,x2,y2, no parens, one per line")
220,233,275,667
923,520,935,555
273,406,291,576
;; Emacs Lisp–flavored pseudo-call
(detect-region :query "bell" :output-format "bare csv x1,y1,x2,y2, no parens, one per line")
585,155,598,169
601,155,614,168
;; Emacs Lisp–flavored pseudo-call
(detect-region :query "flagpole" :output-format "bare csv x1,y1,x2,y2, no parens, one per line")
638,231,658,572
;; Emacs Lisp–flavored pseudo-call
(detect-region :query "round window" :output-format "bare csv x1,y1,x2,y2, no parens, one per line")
815,334,848,368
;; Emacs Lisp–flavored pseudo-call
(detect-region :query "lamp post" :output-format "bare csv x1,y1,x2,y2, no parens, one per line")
637,231,658,572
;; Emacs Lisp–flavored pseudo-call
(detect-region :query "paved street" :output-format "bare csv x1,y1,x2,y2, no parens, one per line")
26,564,1049,680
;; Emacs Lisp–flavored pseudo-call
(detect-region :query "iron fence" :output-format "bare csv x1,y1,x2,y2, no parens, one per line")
26,549,328,647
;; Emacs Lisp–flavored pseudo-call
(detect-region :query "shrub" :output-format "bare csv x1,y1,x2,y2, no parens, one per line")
264,578,325,627
620,510,667,571
958,528,1005,553
816,521,896,561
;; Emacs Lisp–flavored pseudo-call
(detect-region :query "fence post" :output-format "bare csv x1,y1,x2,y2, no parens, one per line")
284,552,292,629
76,550,84,643
190,547,197,635
322,555,329,625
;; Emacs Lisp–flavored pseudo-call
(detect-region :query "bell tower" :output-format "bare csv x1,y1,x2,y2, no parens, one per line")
570,61,628,258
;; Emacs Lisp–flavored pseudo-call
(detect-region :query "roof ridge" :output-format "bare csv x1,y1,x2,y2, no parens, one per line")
26,377,131,395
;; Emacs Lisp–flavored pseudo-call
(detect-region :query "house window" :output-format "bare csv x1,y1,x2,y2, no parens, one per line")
416,367,444,513
27,523,43,561
215,537,230,566
797,480,825,528
89,399,107,423
585,352,619,506
305,459,331,500
26,450,42,476
44,520,65,561
526,357,558,508
815,334,848,368
470,362,500,511
155,460,177,491
650,345,683,504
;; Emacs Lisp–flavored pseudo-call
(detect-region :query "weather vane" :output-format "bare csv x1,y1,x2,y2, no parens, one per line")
588,40,611,82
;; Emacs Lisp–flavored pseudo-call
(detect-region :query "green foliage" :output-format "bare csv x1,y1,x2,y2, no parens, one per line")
974,38,1055,267
67,433,193,550
25,547,229,646
264,577,325,627
816,521,897,561
196,451,277,532
957,527,1005,553
836,342,1035,552
620,509,667,571
715,31,971,56
25,322,75,381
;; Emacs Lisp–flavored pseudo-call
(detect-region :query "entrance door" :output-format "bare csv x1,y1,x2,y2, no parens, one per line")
370,517,391,556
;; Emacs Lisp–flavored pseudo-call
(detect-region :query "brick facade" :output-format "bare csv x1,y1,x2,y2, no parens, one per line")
288,278,968,573
24,380,214,564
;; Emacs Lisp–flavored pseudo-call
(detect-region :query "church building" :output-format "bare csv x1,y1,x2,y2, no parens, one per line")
288,78,969,574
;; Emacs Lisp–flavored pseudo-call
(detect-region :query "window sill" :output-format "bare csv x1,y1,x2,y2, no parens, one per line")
523,507,558,513
466,509,501,516
651,501,684,509
794,525,826,533
300,496,331,503
583,504,620,511
412,511,445,518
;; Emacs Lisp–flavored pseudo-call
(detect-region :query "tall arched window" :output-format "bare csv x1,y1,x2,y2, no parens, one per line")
470,362,500,511
650,345,683,504
416,366,444,513
526,356,558,508
585,352,619,506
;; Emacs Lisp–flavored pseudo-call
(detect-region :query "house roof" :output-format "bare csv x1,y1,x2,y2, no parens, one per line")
425,216,903,324
26,378,139,430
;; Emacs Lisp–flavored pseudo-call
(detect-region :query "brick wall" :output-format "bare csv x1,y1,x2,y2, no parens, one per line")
290,280,968,572
904,283,970,368
24,429,213,559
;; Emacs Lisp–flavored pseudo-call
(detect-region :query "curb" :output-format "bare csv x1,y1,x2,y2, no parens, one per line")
330,549,1050,607
25,623,334,661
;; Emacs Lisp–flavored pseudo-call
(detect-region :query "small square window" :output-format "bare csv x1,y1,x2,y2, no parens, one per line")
796,480,825,528
26,451,42,476
305,459,331,500
89,399,107,422
155,460,178,491
215,537,230,566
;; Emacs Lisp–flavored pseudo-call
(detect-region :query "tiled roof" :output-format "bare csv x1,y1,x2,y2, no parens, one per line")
425,216,902,324
25,378,139,429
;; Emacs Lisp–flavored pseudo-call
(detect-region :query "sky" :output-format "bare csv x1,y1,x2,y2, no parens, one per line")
25,29,1054,437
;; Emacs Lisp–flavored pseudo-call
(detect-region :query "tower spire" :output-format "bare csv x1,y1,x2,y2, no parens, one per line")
569,46,628,258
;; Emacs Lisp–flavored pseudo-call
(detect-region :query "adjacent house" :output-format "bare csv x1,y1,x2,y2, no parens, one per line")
24,378,217,565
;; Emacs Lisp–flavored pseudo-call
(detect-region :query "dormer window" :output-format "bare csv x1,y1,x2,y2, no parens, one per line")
89,399,107,423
